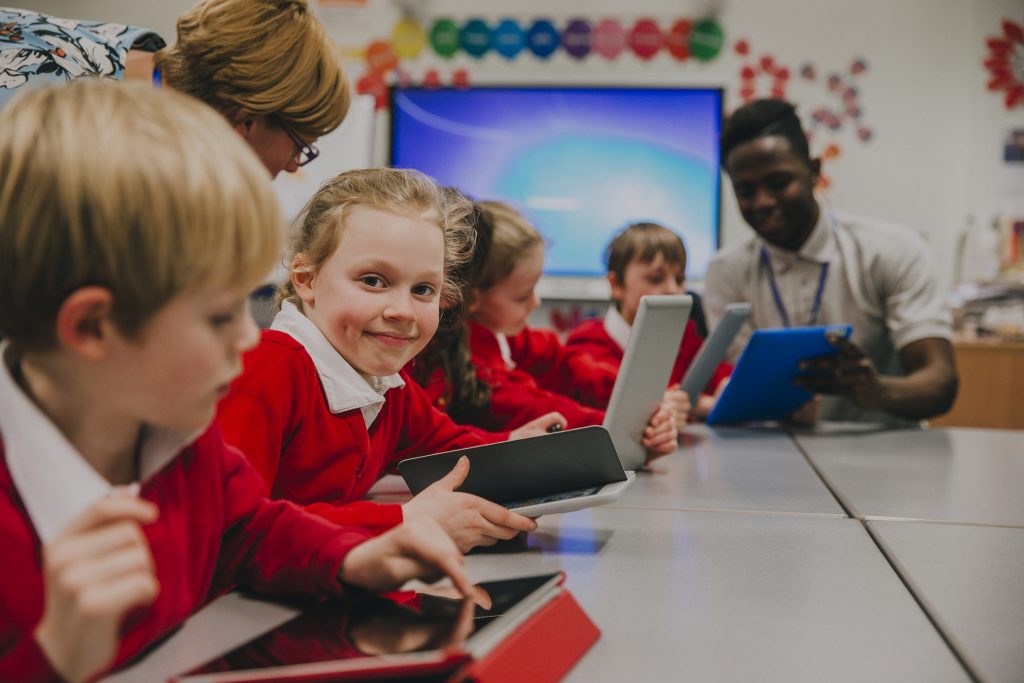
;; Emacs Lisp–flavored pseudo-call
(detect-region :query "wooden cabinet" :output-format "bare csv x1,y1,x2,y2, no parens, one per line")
931,336,1024,430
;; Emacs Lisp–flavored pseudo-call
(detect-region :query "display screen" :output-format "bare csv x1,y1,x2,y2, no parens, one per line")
390,86,722,280
178,574,560,680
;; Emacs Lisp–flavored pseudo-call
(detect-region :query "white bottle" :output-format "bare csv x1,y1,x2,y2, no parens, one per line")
957,214,1001,283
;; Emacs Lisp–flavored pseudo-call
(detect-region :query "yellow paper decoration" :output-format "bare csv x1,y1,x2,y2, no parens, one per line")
391,17,426,60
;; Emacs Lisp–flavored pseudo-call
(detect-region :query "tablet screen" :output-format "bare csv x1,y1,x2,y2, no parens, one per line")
178,573,560,679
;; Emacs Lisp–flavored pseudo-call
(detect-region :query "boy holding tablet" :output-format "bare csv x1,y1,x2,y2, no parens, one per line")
0,81,473,682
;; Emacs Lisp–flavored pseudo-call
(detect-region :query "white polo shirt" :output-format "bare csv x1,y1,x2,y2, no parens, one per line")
704,207,952,423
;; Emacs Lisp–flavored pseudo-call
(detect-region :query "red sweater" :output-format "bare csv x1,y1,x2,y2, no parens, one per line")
406,363,509,444
565,318,733,396
0,425,371,682
218,331,486,535
462,322,610,432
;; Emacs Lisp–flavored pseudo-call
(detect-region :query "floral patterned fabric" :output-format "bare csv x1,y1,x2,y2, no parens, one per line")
0,7,164,109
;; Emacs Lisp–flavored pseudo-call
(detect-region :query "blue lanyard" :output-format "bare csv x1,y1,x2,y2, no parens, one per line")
760,246,830,328
151,66,161,88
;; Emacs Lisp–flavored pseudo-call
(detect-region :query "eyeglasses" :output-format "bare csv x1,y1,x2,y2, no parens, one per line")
279,122,320,167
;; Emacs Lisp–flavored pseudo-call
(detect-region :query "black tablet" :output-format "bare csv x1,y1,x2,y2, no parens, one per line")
398,426,633,516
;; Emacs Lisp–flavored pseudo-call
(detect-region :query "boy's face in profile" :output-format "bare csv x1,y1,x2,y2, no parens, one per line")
101,286,258,433
610,252,685,325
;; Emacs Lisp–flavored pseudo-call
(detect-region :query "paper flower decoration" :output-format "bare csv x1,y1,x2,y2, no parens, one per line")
984,19,1024,109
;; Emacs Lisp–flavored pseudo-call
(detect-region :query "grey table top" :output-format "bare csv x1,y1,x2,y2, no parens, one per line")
615,424,845,517
463,508,968,683
869,520,1024,683
791,425,1024,527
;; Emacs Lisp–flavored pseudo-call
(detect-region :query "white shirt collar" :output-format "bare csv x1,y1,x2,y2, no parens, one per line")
494,332,516,369
270,300,404,428
0,342,196,544
603,306,632,351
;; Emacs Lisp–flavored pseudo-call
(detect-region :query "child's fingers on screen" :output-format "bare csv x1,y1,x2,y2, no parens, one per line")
479,502,537,531
432,455,471,491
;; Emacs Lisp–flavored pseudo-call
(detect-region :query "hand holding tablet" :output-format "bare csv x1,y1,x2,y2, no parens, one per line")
705,325,853,425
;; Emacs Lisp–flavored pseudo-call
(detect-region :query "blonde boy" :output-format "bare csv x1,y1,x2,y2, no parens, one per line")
0,80,472,683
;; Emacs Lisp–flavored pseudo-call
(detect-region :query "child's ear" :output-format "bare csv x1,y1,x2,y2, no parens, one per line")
464,289,481,315
54,286,116,361
607,272,625,302
290,257,317,305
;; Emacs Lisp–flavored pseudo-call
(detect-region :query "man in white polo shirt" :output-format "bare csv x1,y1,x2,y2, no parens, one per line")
705,98,957,424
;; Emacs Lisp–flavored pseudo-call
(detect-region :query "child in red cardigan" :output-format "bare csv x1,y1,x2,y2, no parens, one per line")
566,222,732,420
407,191,567,441
457,201,680,462
0,82,473,683
217,170,537,552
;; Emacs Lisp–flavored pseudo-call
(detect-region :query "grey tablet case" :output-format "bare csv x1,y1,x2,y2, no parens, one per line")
680,302,751,398
397,426,632,516
705,324,853,425
602,295,692,471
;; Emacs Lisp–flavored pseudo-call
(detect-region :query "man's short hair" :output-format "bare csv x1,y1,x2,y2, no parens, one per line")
720,98,812,168
0,79,284,350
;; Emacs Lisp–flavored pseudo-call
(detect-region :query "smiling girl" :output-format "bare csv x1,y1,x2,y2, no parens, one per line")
217,169,536,552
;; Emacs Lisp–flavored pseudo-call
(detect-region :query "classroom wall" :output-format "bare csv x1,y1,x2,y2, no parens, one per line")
21,0,1024,296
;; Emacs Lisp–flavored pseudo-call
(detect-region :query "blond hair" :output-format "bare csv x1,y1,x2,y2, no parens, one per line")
0,79,284,350
605,222,687,282
154,0,349,139
474,201,544,291
278,168,474,309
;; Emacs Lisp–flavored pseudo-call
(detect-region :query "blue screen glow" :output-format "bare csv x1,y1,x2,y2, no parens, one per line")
390,86,721,279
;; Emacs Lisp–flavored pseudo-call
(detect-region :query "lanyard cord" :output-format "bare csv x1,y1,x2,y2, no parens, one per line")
151,66,161,88
760,247,830,328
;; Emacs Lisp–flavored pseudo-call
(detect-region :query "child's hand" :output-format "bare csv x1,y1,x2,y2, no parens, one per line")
340,516,488,606
641,404,679,464
663,384,691,425
508,412,567,440
34,494,160,683
402,456,537,552
692,377,729,421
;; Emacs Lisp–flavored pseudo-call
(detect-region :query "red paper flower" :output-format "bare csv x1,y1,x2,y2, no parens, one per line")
984,19,1024,109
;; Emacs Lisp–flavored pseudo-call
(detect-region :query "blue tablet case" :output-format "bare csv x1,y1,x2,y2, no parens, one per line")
705,325,853,425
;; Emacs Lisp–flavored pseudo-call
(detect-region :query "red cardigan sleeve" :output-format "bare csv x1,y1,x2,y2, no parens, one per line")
564,319,625,368
508,327,618,408
218,338,404,536
217,341,308,494
211,440,373,598
391,373,488,463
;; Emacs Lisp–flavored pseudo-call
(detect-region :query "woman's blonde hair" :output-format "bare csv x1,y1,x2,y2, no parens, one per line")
154,0,349,139
0,79,283,350
278,168,474,310
474,201,544,292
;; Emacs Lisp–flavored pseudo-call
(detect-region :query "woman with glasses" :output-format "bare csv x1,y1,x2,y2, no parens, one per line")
0,0,341,179
153,0,339,178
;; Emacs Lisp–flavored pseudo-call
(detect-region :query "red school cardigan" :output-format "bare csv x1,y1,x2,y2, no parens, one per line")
218,330,486,535
462,321,610,432
565,318,732,396
0,424,371,682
